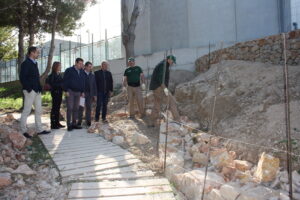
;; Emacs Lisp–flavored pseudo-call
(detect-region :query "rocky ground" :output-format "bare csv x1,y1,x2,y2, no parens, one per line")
175,60,300,164
0,114,69,200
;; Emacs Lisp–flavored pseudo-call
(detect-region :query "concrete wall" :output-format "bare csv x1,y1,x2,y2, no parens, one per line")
149,0,189,53
133,0,291,57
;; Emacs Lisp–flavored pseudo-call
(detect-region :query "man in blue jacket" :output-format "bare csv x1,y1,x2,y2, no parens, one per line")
19,46,51,138
78,61,97,127
63,58,85,131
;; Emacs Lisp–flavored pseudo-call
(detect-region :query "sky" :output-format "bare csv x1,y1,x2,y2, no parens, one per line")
44,0,121,44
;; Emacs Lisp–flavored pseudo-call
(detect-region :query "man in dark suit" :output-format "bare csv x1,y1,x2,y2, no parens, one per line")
94,61,113,122
63,58,85,131
78,61,97,127
19,46,51,138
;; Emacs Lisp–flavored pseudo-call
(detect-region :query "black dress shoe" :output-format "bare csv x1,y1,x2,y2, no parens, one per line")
23,133,32,139
57,123,65,128
86,122,91,127
72,125,82,129
37,130,51,135
67,126,73,131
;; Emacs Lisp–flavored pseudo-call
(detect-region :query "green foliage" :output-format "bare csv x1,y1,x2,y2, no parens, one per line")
0,81,22,98
0,27,17,61
0,81,52,111
0,97,23,110
27,136,52,166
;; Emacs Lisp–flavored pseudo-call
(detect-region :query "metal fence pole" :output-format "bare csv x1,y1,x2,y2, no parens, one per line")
41,48,43,73
10,60,12,82
59,43,62,63
282,33,293,200
69,40,71,67
15,59,18,81
80,35,82,57
92,33,94,63
105,29,108,60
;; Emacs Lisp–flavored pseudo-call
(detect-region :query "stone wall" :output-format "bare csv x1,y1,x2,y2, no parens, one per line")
195,30,300,73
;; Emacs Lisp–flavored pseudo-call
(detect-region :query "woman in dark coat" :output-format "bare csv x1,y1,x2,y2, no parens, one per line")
47,62,65,129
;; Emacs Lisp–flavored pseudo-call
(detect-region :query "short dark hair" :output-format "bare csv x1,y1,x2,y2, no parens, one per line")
27,46,37,56
75,58,84,63
85,61,92,67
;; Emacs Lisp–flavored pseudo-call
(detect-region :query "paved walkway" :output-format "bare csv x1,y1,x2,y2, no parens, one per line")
39,127,176,200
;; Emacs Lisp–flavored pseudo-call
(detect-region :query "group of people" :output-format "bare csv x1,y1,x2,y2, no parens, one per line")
19,46,180,138
49,59,114,131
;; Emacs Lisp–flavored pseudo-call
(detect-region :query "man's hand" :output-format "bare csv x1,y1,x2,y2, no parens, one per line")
164,88,169,96
65,92,69,97
122,87,127,93
141,83,146,91
81,93,85,98
93,96,97,102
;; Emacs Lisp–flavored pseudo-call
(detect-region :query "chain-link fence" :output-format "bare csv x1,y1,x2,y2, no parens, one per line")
0,36,122,84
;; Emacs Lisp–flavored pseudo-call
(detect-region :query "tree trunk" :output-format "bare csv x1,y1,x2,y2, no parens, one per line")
28,0,38,46
124,38,135,63
121,0,139,65
29,29,35,46
17,0,25,74
40,9,59,85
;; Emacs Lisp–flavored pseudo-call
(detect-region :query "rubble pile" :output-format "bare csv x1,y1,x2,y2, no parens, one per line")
158,117,300,200
0,114,68,200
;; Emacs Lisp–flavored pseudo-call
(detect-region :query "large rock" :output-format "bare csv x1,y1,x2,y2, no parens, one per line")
238,186,279,200
254,152,279,182
234,160,253,172
8,132,27,150
87,122,101,133
219,182,242,200
207,189,225,200
210,148,234,169
130,132,150,145
192,152,208,165
0,173,12,188
174,169,225,200
112,136,124,145
175,60,300,163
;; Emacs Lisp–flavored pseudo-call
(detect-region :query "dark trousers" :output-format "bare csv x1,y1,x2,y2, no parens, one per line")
78,92,93,125
95,91,109,121
50,90,63,126
66,90,81,126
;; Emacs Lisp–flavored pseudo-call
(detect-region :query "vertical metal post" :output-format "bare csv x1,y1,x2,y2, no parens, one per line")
105,29,108,60
41,48,43,73
5,61,7,82
282,33,293,200
9,60,12,81
80,35,82,57
0,63,3,83
59,43,62,63
208,42,211,69
92,33,94,63
144,56,150,113
69,40,71,67
15,59,18,81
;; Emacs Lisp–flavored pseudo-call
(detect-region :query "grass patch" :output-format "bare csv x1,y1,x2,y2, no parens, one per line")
0,92,52,111
27,136,52,165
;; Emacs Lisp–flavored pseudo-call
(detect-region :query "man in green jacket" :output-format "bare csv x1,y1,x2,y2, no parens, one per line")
149,55,180,127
